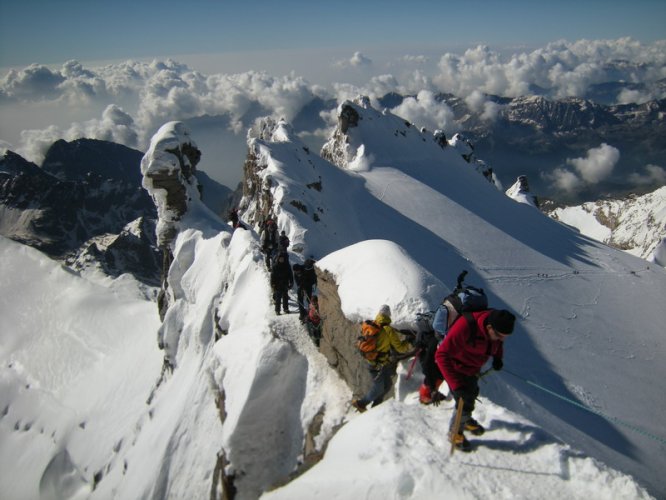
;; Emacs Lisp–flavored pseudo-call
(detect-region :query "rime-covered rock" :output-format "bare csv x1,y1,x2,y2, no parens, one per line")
141,121,202,249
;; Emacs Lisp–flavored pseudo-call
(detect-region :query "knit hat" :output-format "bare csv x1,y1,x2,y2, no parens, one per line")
488,309,516,335
378,304,391,318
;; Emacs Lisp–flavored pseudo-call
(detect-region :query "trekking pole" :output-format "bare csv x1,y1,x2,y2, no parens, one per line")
405,348,422,380
450,397,465,456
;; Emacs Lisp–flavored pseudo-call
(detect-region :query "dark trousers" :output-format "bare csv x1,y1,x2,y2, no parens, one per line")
296,284,314,317
419,335,442,390
358,363,396,407
449,375,480,431
273,285,289,313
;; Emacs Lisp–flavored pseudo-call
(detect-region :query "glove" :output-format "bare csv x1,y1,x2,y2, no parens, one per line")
431,391,446,406
492,357,503,371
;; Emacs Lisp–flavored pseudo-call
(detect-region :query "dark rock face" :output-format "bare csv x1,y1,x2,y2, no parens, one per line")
339,103,360,134
0,141,160,285
42,138,145,184
241,149,275,227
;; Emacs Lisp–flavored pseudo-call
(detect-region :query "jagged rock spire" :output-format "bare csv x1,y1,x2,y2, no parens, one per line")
141,121,202,248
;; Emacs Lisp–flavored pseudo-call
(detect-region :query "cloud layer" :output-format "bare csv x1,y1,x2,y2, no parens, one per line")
1,38,664,193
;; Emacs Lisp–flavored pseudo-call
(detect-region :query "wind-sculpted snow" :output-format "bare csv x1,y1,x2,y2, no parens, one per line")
140,121,203,248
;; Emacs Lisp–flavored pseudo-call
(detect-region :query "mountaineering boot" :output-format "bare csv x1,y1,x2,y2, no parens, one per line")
448,431,472,452
351,399,367,413
419,384,433,404
464,418,485,436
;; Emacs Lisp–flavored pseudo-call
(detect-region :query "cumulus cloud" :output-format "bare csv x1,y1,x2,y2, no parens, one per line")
464,90,503,122
350,52,372,67
17,125,63,164
0,64,65,101
628,164,666,185
567,143,620,184
334,51,373,69
4,58,319,160
432,38,666,102
389,90,456,133
546,143,621,194
548,167,584,193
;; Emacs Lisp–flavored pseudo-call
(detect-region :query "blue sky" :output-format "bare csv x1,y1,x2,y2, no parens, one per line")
1,0,665,69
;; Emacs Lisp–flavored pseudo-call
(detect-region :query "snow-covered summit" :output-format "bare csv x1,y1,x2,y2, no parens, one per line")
506,175,540,208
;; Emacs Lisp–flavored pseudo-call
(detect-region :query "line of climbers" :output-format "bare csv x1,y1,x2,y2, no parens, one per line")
228,209,322,345
352,271,516,452
230,208,516,452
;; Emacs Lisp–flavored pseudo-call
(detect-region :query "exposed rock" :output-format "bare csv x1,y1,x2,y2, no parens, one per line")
42,138,145,184
141,121,203,249
316,268,373,397
0,144,159,285
433,129,448,148
66,216,162,287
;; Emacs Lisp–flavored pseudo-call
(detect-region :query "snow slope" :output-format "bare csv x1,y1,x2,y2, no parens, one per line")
548,186,666,261
1,99,665,499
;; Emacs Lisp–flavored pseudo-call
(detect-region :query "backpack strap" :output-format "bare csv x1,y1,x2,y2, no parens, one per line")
463,312,478,346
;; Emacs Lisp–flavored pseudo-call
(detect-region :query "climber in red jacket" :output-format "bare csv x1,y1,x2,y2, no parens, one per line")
435,309,516,451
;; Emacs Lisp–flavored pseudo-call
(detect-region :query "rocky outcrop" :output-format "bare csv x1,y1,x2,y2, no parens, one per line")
0,143,160,285
506,175,540,209
140,122,205,319
320,99,364,168
141,121,202,249
66,216,162,287
316,268,375,397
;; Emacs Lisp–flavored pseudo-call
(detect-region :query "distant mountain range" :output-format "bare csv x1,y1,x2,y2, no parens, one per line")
0,138,232,286
404,93,666,204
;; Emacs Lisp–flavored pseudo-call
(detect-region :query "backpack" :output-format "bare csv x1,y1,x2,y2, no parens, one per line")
413,311,435,349
356,320,382,362
433,270,488,343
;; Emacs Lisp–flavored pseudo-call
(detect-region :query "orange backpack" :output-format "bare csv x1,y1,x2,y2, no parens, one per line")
356,320,382,361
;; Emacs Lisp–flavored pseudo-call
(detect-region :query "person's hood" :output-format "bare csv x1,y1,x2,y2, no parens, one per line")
374,313,392,326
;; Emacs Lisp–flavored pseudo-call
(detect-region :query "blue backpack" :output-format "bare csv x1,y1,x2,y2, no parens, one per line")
432,270,488,340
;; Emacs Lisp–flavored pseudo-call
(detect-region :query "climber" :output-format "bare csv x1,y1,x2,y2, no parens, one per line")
435,309,516,452
351,304,414,412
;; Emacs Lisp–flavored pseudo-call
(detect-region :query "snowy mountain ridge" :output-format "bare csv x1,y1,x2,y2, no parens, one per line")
1,96,665,499
545,186,666,261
